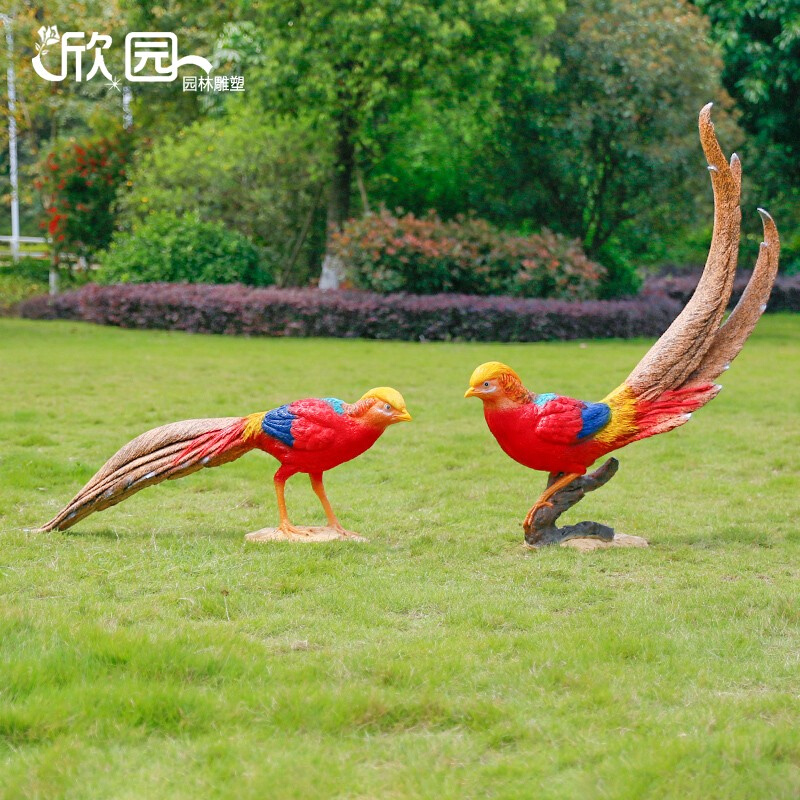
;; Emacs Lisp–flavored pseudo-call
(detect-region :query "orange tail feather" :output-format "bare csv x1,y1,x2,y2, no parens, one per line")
625,383,721,446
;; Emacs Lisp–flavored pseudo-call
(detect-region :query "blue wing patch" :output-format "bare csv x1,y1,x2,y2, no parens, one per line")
321,397,346,415
261,404,296,447
578,402,611,439
534,392,558,407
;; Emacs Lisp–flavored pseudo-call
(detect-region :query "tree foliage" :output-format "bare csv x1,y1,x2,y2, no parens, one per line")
365,93,495,219
694,0,799,177
232,0,561,245
484,0,732,284
118,112,329,285
361,0,735,293
693,0,800,270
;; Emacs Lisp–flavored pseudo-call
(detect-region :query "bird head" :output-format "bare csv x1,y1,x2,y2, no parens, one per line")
464,362,530,406
357,387,413,427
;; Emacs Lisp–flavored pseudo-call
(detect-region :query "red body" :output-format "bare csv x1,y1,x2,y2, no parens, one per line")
477,382,719,477
484,402,610,475
254,399,383,474
175,397,390,480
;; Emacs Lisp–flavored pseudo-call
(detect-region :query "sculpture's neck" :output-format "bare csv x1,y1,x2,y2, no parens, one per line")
499,373,533,405
345,398,374,418
344,398,391,434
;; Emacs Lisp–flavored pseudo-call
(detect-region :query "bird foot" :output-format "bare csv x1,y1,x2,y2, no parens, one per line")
278,521,314,540
334,526,367,541
524,500,554,529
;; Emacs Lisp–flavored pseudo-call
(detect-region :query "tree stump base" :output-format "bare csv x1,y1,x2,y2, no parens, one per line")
245,526,367,543
523,458,647,550
560,532,649,552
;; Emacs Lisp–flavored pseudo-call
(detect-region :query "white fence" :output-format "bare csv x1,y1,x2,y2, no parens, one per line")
0,234,48,259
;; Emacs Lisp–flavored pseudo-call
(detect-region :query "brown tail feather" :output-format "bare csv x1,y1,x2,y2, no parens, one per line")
683,209,780,386
625,104,741,401
624,103,779,403
38,417,251,532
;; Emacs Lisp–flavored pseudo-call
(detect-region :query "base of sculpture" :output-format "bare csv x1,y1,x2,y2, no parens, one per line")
245,525,367,543
560,533,649,551
523,458,648,550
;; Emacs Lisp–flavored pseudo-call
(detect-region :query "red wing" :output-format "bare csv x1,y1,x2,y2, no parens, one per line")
286,399,344,451
533,397,588,445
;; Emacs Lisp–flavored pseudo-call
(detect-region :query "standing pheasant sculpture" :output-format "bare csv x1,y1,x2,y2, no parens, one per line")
39,388,412,539
465,105,780,545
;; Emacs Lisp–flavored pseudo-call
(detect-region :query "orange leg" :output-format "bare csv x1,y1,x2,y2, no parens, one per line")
524,472,582,529
274,468,308,538
309,473,360,538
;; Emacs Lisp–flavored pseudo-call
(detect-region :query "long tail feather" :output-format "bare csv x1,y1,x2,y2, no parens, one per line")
38,417,252,532
683,209,780,385
603,104,779,450
625,104,742,401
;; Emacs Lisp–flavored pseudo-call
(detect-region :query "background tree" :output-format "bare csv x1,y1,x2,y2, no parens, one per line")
36,129,132,262
480,0,733,294
693,0,800,270
118,0,240,133
118,111,330,285
0,1,130,236
232,0,562,281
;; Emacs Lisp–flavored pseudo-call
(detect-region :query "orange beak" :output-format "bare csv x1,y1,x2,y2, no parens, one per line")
464,386,477,398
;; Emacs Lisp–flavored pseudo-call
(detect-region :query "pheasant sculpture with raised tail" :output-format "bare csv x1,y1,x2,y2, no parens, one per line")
465,105,780,539
40,388,412,539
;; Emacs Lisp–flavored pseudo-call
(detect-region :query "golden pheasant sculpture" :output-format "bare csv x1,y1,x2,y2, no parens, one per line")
465,104,780,538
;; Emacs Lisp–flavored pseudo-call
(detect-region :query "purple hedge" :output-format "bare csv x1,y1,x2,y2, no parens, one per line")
20,282,683,342
643,271,800,313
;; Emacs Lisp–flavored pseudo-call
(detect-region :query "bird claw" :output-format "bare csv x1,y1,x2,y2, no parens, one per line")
278,522,312,540
332,524,364,540
524,500,554,529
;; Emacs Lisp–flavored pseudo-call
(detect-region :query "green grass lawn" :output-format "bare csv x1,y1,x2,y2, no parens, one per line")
1,316,799,799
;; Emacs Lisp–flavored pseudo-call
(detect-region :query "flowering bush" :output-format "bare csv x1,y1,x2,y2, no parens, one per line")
35,131,133,260
330,211,606,299
20,282,679,342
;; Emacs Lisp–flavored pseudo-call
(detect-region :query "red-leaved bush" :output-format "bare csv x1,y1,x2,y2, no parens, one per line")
330,211,605,300
20,283,680,342
643,271,800,313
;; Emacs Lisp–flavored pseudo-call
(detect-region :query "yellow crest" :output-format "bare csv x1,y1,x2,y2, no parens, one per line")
359,386,408,411
468,361,521,387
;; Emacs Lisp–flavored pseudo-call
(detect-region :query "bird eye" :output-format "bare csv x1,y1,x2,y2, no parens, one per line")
483,381,490,388
384,403,391,411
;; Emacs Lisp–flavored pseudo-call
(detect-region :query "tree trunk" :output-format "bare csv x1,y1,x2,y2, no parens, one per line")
320,118,355,290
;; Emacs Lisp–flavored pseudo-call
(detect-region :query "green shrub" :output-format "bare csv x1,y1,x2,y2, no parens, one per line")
594,240,643,298
3,256,50,283
1,256,93,291
97,213,271,287
118,113,329,286
331,211,605,299
0,274,46,314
